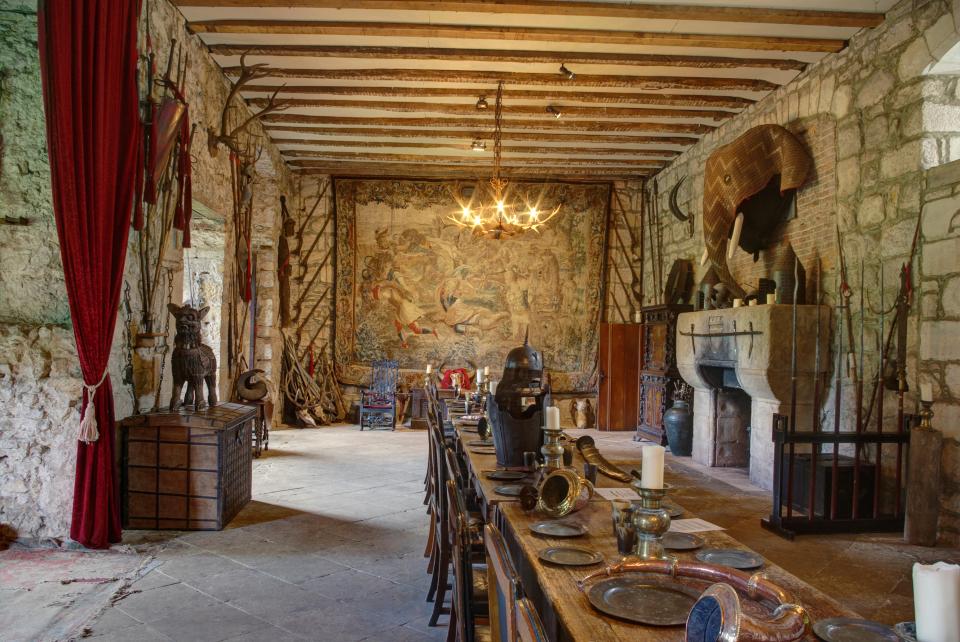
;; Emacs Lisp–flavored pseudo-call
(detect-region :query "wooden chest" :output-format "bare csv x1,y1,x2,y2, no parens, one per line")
120,403,255,531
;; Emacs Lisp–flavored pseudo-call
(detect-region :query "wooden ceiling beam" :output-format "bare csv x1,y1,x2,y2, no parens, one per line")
223,66,777,91
248,97,736,120
263,113,714,133
177,1,882,29
265,125,700,145
292,163,646,180
198,21,845,53
271,138,682,156
208,44,807,71
244,85,754,108
285,150,665,166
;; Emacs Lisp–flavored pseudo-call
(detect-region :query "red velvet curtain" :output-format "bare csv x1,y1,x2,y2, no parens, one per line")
38,0,142,549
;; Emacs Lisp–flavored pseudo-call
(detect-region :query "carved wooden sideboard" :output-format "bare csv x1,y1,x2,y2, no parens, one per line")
638,303,692,444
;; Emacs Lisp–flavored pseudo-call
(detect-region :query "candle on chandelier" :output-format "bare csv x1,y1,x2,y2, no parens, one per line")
641,445,665,489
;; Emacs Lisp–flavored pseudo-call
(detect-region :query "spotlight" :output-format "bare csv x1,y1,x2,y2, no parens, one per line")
546,105,562,119
559,63,576,80
471,139,487,152
476,96,488,110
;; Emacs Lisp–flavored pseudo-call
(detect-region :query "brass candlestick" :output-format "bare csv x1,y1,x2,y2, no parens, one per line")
542,423,564,471
919,399,934,429
630,481,673,561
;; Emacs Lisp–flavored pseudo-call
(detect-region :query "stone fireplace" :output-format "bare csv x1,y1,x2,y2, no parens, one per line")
676,305,829,489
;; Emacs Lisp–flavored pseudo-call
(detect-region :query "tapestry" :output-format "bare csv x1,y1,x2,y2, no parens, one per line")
334,179,611,392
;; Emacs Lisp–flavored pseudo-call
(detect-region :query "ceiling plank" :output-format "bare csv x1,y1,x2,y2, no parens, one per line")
265,125,700,145
224,67,777,91
248,97,737,120
293,163,647,179
176,1,882,28
208,44,807,71
271,138,682,156
263,114,714,133
245,85,754,108
286,151,665,166
197,21,845,53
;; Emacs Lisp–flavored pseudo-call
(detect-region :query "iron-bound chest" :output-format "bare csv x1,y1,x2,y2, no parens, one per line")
120,402,255,531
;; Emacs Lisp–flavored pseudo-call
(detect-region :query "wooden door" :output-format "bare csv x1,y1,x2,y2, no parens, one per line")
597,323,643,431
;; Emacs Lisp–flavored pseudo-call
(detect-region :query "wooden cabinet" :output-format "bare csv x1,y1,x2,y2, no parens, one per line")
597,322,644,431
638,304,692,444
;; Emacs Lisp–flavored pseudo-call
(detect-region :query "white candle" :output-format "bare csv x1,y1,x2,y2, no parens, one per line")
489,381,497,396
484,366,490,376
921,382,934,403
476,370,484,384
633,310,642,324
732,298,743,308
545,406,561,431
425,364,432,374
766,293,776,305
914,562,960,642
641,445,665,489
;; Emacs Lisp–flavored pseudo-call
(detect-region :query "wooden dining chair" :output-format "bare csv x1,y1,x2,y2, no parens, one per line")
515,597,548,642
445,479,490,642
484,523,521,642
427,424,452,613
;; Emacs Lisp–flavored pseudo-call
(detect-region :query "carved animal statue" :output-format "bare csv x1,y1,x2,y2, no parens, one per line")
168,303,218,410
571,398,595,429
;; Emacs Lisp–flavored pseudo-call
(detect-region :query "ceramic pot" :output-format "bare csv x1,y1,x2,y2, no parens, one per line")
664,400,693,457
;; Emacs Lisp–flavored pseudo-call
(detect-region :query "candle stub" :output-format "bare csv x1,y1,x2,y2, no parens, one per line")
732,298,743,308
913,562,960,642
545,406,561,431
641,445,665,489
766,293,776,305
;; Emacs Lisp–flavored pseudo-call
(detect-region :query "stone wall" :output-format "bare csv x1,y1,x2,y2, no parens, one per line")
606,0,960,544
0,0,304,540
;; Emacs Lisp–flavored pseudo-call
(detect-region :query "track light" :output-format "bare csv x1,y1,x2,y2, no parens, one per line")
559,63,576,80
476,96,488,110
546,105,562,119
471,139,487,152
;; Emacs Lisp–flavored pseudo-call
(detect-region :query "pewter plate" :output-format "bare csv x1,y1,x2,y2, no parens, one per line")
538,546,603,567
467,439,493,447
894,622,917,641
494,484,525,497
486,471,526,481
812,618,900,642
695,548,764,570
529,521,588,538
662,501,684,518
663,532,704,551
586,575,701,626
469,447,497,455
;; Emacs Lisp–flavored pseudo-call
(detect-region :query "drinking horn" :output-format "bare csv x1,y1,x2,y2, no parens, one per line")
578,558,809,642
669,177,690,222
575,436,633,483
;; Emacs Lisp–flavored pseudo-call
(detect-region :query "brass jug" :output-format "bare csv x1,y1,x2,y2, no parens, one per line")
536,468,594,518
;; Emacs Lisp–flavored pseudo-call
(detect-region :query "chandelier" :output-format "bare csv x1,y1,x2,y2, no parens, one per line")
449,82,561,239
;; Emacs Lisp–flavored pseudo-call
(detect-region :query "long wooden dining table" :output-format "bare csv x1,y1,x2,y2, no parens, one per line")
452,420,858,641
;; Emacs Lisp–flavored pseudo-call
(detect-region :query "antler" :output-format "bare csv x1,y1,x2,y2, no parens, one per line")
207,53,286,158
